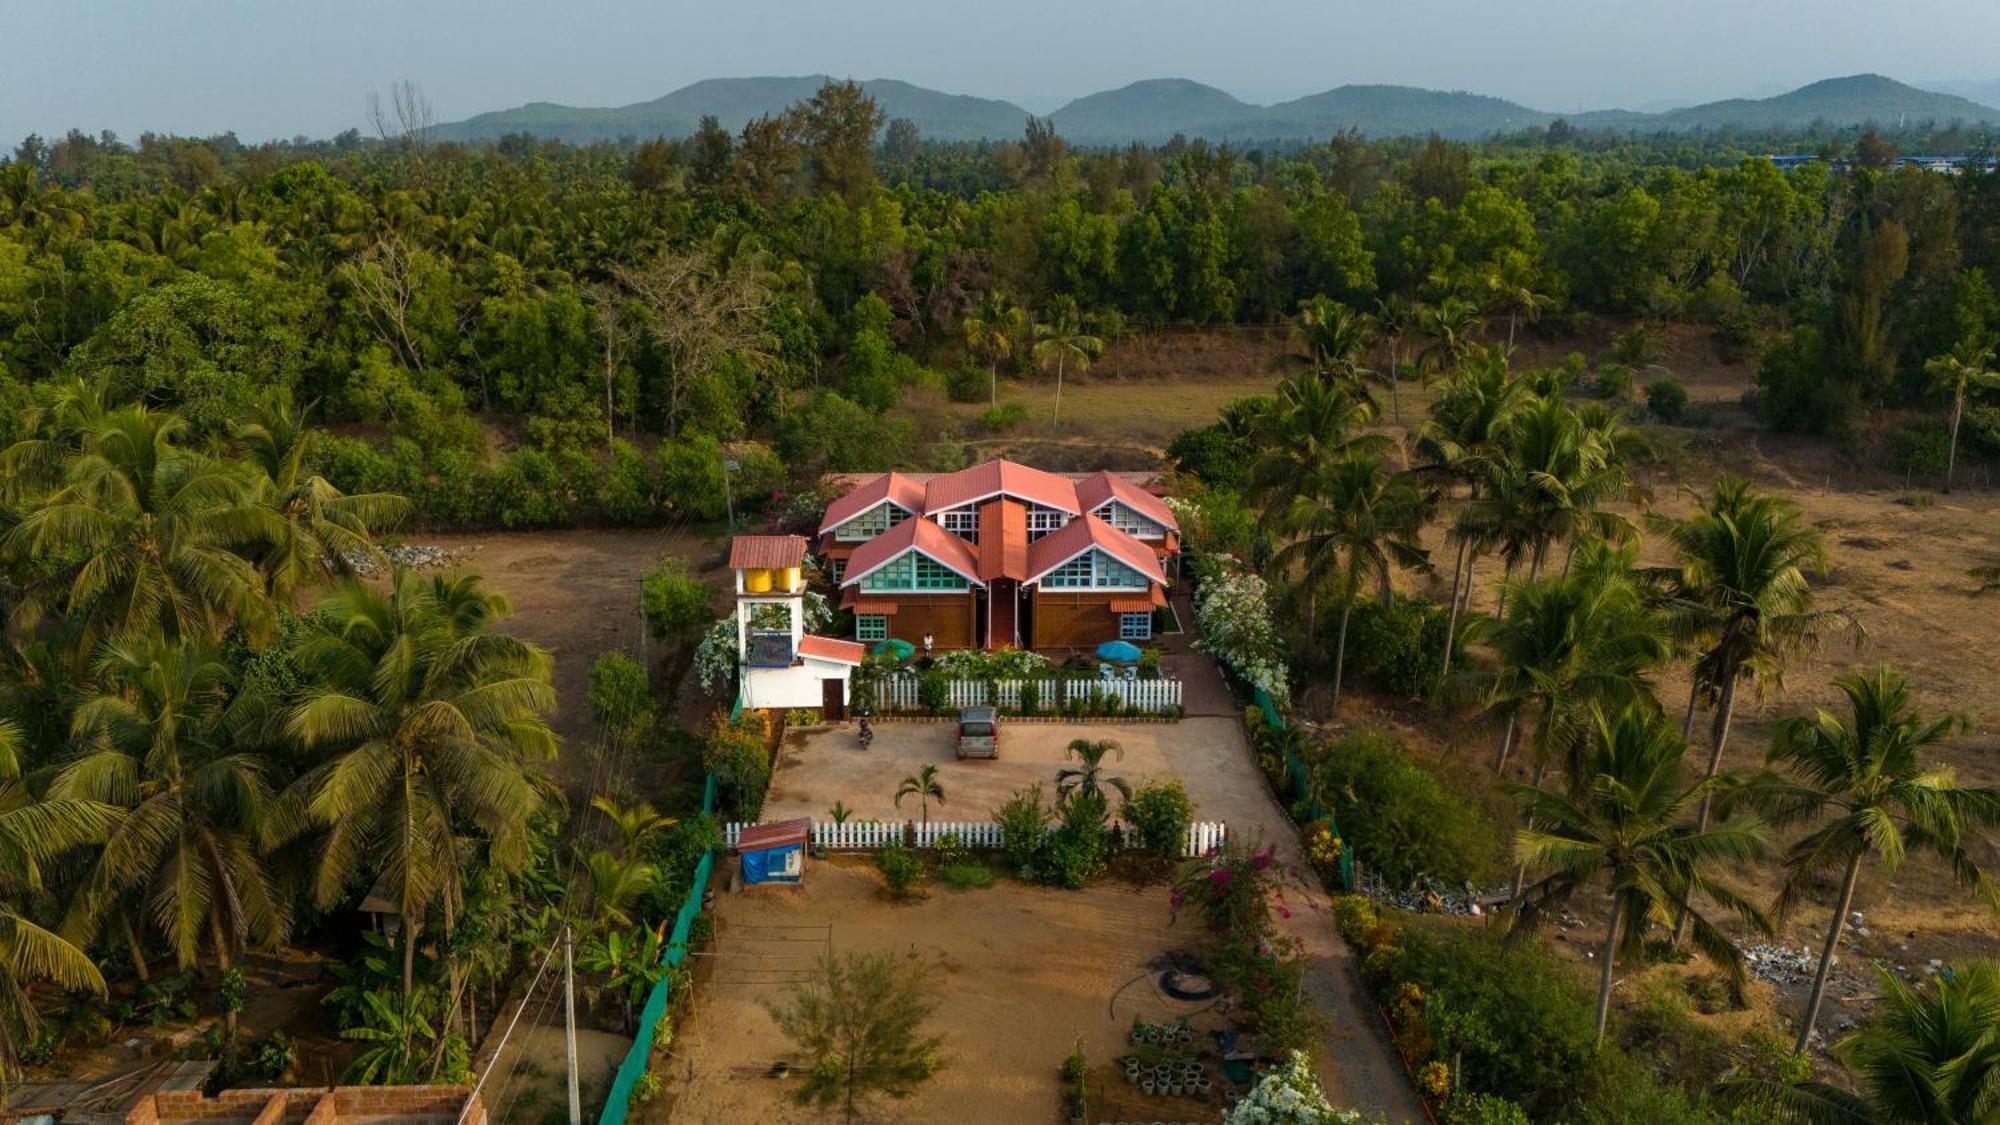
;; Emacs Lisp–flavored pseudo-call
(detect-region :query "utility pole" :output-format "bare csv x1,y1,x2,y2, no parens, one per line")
722,456,739,531
564,925,581,1125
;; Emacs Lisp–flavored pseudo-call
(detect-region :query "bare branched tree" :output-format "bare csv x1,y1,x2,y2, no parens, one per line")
342,236,428,379
584,281,641,446
612,244,776,434
368,80,437,150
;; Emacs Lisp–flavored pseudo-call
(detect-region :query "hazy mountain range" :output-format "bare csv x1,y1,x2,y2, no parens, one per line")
435,73,2000,146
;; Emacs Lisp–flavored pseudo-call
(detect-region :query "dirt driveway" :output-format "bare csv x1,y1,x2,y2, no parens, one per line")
754,718,1425,1121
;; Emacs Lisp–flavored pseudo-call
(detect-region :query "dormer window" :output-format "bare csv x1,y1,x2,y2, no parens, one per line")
1093,501,1163,539
834,503,910,542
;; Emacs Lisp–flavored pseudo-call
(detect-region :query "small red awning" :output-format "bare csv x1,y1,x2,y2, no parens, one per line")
1108,596,1157,613
841,590,899,613
735,818,811,852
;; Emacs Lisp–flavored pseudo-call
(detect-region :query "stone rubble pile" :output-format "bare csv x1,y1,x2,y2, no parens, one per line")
342,544,476,576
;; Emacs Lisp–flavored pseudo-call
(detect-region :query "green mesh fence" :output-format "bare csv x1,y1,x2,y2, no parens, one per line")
1253,686,1355,890
598,696,736,1123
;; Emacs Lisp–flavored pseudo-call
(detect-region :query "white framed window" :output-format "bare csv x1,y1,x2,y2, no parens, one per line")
1041,550,1148,590
860,553,969,591
1042,555,1096,588
1027,505,1069,542
1120,612,1153,640
939,507,980,543
856,615,888,641
1094,501,1163,539
778,848,803,877
834,503,909,541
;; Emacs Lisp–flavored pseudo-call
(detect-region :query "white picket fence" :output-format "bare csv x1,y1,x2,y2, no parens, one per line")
869,675,1182,715
723,818,1227,858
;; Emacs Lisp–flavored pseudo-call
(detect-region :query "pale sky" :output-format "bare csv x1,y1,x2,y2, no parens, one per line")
8,0,2000,146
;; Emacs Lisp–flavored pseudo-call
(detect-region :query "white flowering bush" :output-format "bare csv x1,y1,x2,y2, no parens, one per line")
693,619,738,694
1190,555,1289,708
932,646,1051,679
1223,1051,1373,1124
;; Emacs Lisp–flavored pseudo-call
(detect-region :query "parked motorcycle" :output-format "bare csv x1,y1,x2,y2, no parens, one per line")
856,715,874,751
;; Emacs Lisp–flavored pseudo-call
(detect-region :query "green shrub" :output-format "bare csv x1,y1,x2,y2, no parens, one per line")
641,557,714,645
1592,364,1633,400
1889,420,1951,476
701,713,770,822
875,843,924,900
1609,323,1662,367
1307,732,1500,887
994,783,1052,875
1016,679,1040,715
977,402,1027,432
939,861,994,889
1123,779,1194,860
1043,791,1110,889
917,671,949,714
1443,1093,1533,1125
1645,378,1689,423
1345,594,1457,700
945,364,989,403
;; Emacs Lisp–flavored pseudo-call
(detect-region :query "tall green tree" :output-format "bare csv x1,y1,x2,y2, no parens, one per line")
1273,451,1432,717
280,569,557,997
234,389,408,599
1749,667,2000,1054
1512,705,1770,1042
1030,312,1104,429
58,639,288,1045
1922,341,2000,494
766,949,942,1122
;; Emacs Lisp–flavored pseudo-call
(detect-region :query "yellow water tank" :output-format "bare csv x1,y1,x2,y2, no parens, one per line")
781,566,802,591
744,568,773,593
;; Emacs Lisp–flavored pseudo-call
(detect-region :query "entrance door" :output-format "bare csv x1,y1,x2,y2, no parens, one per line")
821,677,847,721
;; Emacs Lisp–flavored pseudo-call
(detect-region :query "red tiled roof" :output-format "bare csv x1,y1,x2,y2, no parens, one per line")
839,590,900,613
818,472,926,535
977,498,1031,581
841,518,984,587
1074,471,1180,533
1024,514,1169,587
797,635,866,664
728,535,808,570
735,817,811,851
922,460,1080,515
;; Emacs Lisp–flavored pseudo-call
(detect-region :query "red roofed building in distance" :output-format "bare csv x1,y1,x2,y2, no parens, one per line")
816,459,1179,652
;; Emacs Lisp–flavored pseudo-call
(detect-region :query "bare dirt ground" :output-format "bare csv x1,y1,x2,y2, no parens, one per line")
745,719,1424,1122
665,856,1407,1125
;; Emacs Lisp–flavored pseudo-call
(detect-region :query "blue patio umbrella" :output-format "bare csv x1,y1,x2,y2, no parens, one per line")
872,638,916,660
1096,640,1143,663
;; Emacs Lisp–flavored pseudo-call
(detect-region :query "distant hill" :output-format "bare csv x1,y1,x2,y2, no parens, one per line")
1047,79,1254,143
1575,74,2000,133
435,72,2000,148
1252,85,1551,140
435,76,1032,144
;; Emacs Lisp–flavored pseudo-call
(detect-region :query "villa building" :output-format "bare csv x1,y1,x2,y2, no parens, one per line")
814,459,1180,652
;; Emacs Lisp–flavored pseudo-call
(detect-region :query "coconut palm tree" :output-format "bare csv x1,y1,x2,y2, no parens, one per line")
1055,739,1131,805
1461,542,1668,779
1031,312,1104,429
1291,297,1377,386
3,406,271,652
1412,347,1530,675
0,721,115,1087
590,795,675,856
580,849,658,929
1745,667,2000,1054
1513,705,1770,1042
1474,394,1640,582
1375,294,1420,423
1923,342,2000,493
1273,451,1432,716
1652,476,1852,848
57,638,290,1046
1741,960,2000,1124
234,389,408,599
895,764,946,828
962,291,1025,408
1245,375,1387,527
1416,296,1485,373
280,569,558,998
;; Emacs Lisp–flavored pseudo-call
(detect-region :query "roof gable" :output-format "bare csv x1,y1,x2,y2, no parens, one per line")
922,459,1080,515
819,472,925,535
1024,514,1168,586
1075,470,1179,532
729,535,808,570
840,518,985,587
